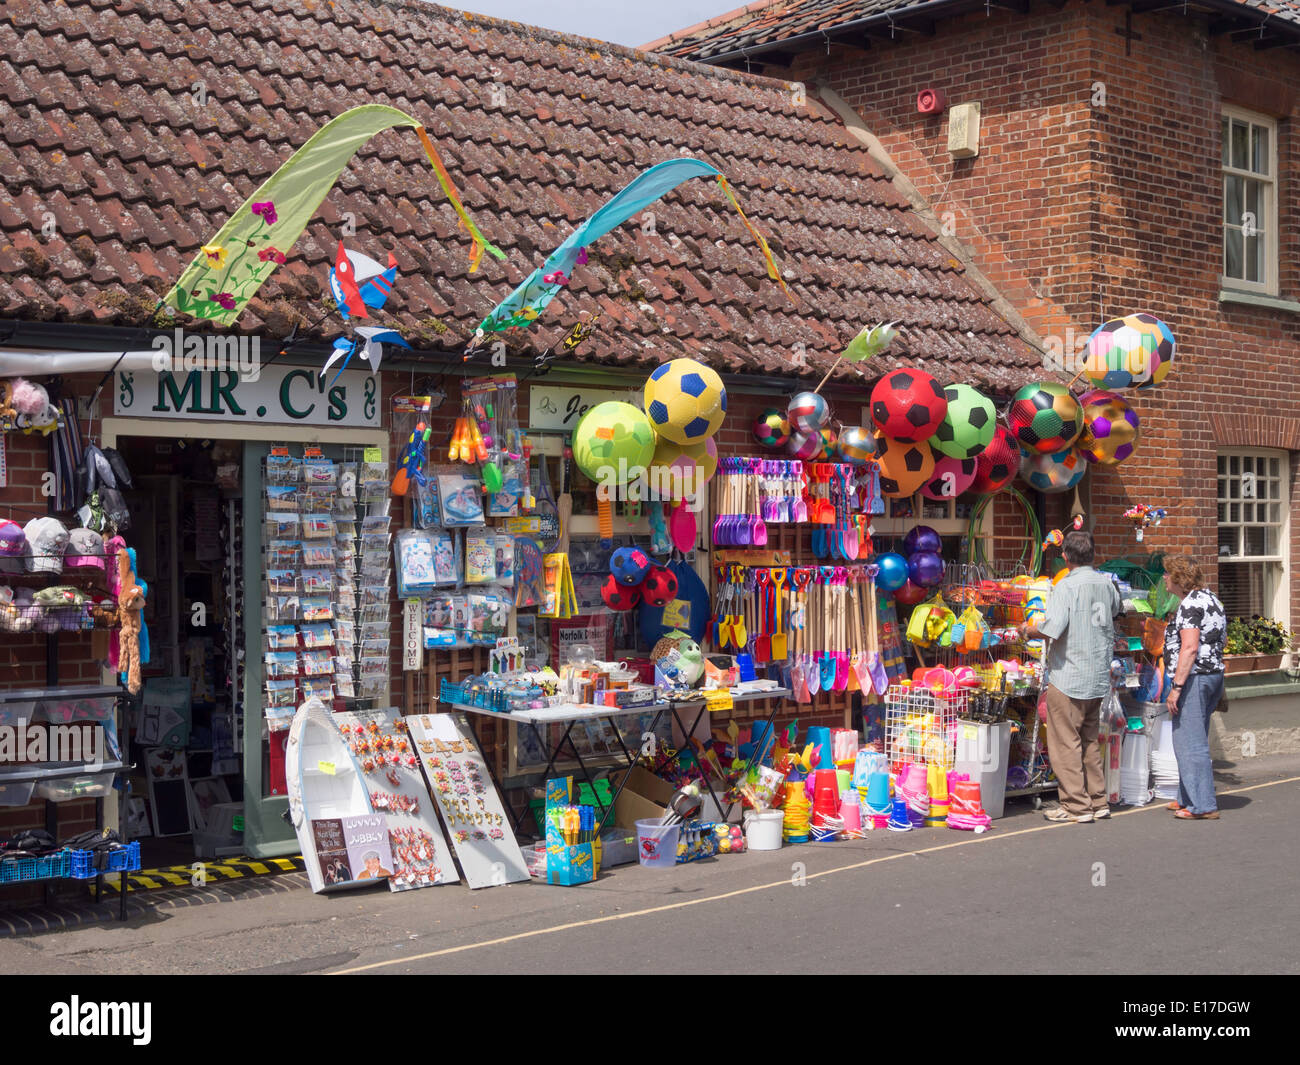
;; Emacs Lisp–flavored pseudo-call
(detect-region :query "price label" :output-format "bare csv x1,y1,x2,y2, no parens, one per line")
363,447,383,463
317,761,336,776
961,724,978,742
704,690,733,713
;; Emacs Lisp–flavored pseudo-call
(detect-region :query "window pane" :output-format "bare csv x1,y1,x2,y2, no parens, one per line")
1269,503,1281,523
1221,116,1231,165
1230,503,1240,522
1217,455,1228,476
1228,477,1240,499
1247,232,1263,283
1218,477,1227,499
1253,124,1269,175
1230,455,1240,476
1224,175,1243,225
1245,526,1267,556
1231,119,1250,169
1269,457,1280,478
1218,526,1236,556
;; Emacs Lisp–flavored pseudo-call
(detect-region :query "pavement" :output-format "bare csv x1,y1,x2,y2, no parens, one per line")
2,754,1297,975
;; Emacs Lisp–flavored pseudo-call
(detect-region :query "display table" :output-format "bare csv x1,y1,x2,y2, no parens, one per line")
447,699,670,837
659,686,790,825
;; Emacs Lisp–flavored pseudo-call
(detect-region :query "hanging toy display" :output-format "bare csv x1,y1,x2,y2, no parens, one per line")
836,426,877,466
753,408,791,449
969,425,1020,495
1083,312,1176,391
875,552,909,591
1007,382,1083,454
873,432,935,498
1019,445,1087,494
869,369,948,443
787,430,824,461
1077,389,1140,465
928,383,996,460
1123,504,1168,542
920,454,977,501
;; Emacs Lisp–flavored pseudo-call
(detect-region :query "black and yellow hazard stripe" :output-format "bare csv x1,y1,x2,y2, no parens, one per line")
93,855,306,894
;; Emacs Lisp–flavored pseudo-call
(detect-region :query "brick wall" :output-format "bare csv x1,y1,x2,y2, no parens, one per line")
805,0,1300,622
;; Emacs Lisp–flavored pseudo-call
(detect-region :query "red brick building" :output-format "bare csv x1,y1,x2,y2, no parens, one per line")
652,0,1300,628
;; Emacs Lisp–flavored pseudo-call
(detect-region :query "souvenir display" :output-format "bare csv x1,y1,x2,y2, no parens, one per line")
1007,382,1083,454
1077,389,1140,465
1083,312,1176,391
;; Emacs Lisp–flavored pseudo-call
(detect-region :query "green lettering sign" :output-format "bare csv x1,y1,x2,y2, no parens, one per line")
281,369,317,420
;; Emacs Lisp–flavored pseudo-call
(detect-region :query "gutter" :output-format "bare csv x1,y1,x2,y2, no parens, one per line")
688,0,1300,65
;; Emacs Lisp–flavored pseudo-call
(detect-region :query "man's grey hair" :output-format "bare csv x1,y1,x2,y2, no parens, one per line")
1061,529,1095,567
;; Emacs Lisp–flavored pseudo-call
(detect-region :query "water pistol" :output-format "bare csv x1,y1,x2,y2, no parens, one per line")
391,421,430,496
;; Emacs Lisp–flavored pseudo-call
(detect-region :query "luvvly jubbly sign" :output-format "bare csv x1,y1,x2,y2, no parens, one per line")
115,366,381,428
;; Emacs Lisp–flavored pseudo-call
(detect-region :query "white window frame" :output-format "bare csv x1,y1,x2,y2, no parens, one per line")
1217,447,1290,621
1221,106,1279,296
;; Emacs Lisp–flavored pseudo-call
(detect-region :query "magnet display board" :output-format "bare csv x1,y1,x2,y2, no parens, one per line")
407,713,529,889
334,708,457,891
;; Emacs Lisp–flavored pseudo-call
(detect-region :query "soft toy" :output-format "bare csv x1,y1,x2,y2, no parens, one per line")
116,547,146,694
11,379,61,436
0,380,17,428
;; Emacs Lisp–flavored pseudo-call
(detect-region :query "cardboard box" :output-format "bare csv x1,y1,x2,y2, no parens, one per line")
612,765,730,828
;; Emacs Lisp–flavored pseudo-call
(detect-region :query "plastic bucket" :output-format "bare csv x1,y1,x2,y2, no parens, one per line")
744,809,784,850
635,819,680,868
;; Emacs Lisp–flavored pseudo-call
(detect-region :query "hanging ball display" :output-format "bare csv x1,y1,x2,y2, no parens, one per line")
651,435,718,490
907,551,946,588
643,358,727,445
610,546,652,586
1019,445,1087,494
1008,382,1083,454
787,391,830,434
874,431,935,497
641,566,679,607
601,574,642,611
903,525,942,556
929,383,996,460
572,401,656,485
787,430,823,461
837,426,878,466
894,579,928,606
1077,389,1140,465
870,369,949,443
753,408,791,449
875,552,909,591
1083,312,1176,391
970,425,1020,495
920,455,977,501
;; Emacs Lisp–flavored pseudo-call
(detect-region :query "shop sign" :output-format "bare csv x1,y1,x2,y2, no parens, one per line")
115,367,381,428
527,384,640,431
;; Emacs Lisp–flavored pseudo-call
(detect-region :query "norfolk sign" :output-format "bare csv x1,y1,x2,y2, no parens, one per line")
115,367,381,428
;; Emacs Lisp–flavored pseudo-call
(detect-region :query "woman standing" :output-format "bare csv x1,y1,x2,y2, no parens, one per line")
1161,556,1227,820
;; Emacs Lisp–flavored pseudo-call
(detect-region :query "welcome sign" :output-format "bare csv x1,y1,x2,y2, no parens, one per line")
115,366,381,428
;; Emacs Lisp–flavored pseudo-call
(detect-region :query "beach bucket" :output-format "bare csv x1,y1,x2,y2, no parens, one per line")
835,768,852,794
636,819,680,868
744,809,784,851
887,797,913,832
806,727,833,769
865,771,891,813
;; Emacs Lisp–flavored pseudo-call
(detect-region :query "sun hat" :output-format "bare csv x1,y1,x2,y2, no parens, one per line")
66,527,106,572
0,520,26,575
23,517,70,574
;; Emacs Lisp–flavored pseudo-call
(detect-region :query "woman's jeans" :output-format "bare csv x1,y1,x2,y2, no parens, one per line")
1173,672,1223,814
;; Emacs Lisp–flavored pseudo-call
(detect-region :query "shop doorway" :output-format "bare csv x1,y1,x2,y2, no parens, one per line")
115,436,247,869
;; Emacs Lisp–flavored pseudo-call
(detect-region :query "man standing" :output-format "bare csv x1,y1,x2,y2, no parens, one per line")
1020,530,1122,823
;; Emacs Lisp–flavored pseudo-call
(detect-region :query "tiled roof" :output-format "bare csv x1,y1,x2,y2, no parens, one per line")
0,0,1042,390
646,0,1300,61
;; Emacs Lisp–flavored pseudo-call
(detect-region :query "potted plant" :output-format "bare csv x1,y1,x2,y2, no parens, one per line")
1224,616,1291,673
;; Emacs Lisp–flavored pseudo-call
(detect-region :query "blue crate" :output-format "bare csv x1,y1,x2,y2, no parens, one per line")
439,679,507,712
0,850,71,883
68,841,140,880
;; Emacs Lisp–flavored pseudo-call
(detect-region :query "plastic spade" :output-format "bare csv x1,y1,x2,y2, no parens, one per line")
669,499,696,553
770,569,788,660
753,570,771,663
866,577,889,695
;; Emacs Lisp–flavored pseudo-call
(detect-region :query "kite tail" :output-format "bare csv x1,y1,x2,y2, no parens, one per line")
716,176,795,302
415,126,506,273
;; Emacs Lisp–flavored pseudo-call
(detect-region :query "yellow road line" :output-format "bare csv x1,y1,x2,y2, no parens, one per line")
331,775,1300,975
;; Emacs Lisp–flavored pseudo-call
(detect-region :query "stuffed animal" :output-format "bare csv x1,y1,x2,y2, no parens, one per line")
116,547,146,694
10,379,61,435
0,380,17,429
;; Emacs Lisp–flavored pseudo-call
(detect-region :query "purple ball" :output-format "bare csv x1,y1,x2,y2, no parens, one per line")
907,550,945,588
903,525,942,556
875,552,909,591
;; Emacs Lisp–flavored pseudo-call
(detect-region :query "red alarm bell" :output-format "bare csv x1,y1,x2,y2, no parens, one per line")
917,88,946,115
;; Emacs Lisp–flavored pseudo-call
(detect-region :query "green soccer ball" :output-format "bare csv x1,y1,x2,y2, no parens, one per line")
572,402,656,486
929,383,996,459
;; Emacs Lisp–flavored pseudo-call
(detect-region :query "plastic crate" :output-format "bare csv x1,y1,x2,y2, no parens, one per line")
439,679,508,712
68,841,141,880
0,850,72,883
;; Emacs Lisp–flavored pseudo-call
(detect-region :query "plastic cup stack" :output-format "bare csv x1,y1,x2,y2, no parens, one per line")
1120,728,1151,807
1150,719,1179,801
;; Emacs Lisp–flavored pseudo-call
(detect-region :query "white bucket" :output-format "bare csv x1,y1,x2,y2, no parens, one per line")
744,809,784,851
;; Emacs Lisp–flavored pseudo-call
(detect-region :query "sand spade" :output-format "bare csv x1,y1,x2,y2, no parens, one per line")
834,573,850,692
669,498,697,553
753,569,772,663
770,568,788,660
866,576,889,695
795,569,816,698
845,576,862,693
790,570,809,702
731,568,748,651
748,463,769,546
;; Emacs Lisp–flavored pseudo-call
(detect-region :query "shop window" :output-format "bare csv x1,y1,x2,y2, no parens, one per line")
1217,449,1289,619
1221,107,1278,295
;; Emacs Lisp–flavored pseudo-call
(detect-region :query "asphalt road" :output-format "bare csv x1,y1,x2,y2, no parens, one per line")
4,755,1298,976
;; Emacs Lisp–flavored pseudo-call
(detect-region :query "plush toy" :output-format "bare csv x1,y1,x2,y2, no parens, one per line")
0,380,17,428
116,547,146,694
10,378,61,435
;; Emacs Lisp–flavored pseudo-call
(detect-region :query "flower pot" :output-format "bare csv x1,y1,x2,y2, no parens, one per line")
1224,654,1283,674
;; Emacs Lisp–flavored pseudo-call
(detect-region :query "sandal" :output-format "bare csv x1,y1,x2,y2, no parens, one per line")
1165,802,1183,811
1174,809,1220,820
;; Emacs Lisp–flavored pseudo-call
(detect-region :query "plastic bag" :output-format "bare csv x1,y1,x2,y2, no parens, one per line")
1102,688,1126,733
